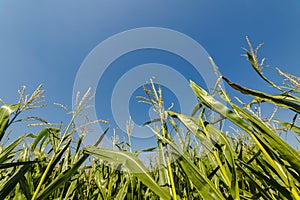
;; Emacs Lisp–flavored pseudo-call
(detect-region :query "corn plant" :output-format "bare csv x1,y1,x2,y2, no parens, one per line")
85,38,300,200
0,37,299,199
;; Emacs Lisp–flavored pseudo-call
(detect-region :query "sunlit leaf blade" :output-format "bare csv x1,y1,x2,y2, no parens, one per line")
177,157,225,200
84,146,172,200
232,104,300,175
190,80,300,199
168,111,214,151
44,139,72,180
0,135,27,164
157,142,170,195
115,178,129,200
154,132,225,200
190,80,300,172
168,111,239,199
204,123,239,199
0,104,19,141
35,127,109,200
31,128,51,150
222,77,300,114
36,154,89,200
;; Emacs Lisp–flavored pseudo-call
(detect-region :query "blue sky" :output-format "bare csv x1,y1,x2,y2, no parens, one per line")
1,1,299,149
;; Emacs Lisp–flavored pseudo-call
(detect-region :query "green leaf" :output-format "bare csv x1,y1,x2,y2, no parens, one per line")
0,135,27,164
84,146,172,200
0,104,19,141
48,128,61,152
0,164,32,199
115,177,129,200
31,128,60,150
36,154,89,200
35,127,111,200
168,111,239,199
154,132,225,200
232,104,300,175
236,162,277,200
190,80,300,199
204,123,239,199
237,161,292,199
222,77,300,114
274,120,300,136
0,161,38,169
168,111,215,152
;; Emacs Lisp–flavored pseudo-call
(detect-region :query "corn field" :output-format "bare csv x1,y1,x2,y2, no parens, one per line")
0,38,299,200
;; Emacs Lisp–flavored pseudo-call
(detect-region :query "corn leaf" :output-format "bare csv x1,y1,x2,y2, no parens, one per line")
0,104,19,141
222,77,300,114
84,146,172,200
0,164,32,199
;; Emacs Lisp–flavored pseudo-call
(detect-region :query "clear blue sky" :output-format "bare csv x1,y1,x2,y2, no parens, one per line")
1,1,299,149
